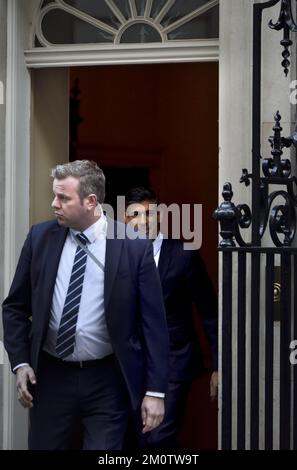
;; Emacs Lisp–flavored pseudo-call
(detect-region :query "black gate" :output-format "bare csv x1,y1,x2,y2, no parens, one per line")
214,0,297,450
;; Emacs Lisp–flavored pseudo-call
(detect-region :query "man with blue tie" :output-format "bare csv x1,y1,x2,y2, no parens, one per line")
2,160,169,450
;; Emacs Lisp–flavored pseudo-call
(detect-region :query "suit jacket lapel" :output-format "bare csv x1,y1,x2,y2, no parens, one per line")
41,224,68,326
157,238,173,283
104,218,123,311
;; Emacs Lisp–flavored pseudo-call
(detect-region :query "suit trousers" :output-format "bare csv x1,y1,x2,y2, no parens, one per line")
29,352,131,450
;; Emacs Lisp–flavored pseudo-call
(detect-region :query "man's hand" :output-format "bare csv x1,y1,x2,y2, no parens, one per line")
141,396,165,434
210,371,218,401
16,365,36,408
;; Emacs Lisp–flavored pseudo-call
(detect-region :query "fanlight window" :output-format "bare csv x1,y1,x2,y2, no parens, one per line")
34,0,219,47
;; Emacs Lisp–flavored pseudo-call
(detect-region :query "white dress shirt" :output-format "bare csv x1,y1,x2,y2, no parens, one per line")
153,232,164,267
43,214,113,361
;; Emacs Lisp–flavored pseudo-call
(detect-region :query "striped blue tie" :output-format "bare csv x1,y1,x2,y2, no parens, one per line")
56,233,89,358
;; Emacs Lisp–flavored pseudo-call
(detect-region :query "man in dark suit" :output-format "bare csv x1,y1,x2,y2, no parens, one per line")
125,187,218,448
2,161,169,450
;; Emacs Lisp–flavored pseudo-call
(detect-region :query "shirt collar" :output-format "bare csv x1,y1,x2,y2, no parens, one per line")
70,209,107,244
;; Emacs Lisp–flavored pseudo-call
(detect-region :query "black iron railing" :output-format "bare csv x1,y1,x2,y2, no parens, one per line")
214,0,297,450
215,244,297,449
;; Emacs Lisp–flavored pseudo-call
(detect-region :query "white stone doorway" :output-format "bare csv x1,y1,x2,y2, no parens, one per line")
2,0,220,449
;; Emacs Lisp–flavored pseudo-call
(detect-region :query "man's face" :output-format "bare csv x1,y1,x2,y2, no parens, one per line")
125,199,159,239
52,177,94,230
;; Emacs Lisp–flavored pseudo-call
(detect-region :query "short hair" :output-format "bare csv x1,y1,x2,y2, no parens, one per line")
51,160,105,203
125,187,158,208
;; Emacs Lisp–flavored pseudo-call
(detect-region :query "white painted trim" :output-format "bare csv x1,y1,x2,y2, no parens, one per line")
4,0,17,450
3,0,30,450
154,0,175,24
104,0,126,25
115,19,165,44
25,40,219,67
36,2,117,47
144,0,153,19
56,1,118,34
29,0,45,49
0,81,4,105
4,0,17,322
0,341,4,365
32,0,219,47
128,0,137,19
163,0,219,34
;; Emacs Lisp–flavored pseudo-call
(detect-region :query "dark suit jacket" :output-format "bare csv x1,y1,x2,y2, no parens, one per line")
157,239,218,382
2,218,169,410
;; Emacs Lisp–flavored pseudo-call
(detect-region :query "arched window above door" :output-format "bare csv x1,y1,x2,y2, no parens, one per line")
33,0,219,47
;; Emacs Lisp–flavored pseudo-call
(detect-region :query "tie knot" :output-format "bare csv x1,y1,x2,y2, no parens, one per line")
76,233,89,246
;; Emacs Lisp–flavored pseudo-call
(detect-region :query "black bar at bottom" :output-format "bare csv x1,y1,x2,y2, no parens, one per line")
237,252,246,449
265,253,274,450
250,253,260,450
221,251,233,449
280,253,291,449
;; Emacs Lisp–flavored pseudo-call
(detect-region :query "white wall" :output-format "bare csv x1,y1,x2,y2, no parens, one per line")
0,0,7,319
2,0,32,450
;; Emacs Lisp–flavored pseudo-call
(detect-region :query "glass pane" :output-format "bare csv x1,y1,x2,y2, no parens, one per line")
120,23,162,43
42,10,114,44
151,0,168,19
34,36,43,47
135,0,146,16
41,0,55,7
162,0,211,28
63,0,121,29
113,0,131,20
167,4,219,39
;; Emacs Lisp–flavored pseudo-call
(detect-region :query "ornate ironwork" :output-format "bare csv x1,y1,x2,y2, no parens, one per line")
216,0,297,451
269,0,297,76
264,110,292,178
213,183,252,247
214,112,297,247
215,1,297,247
